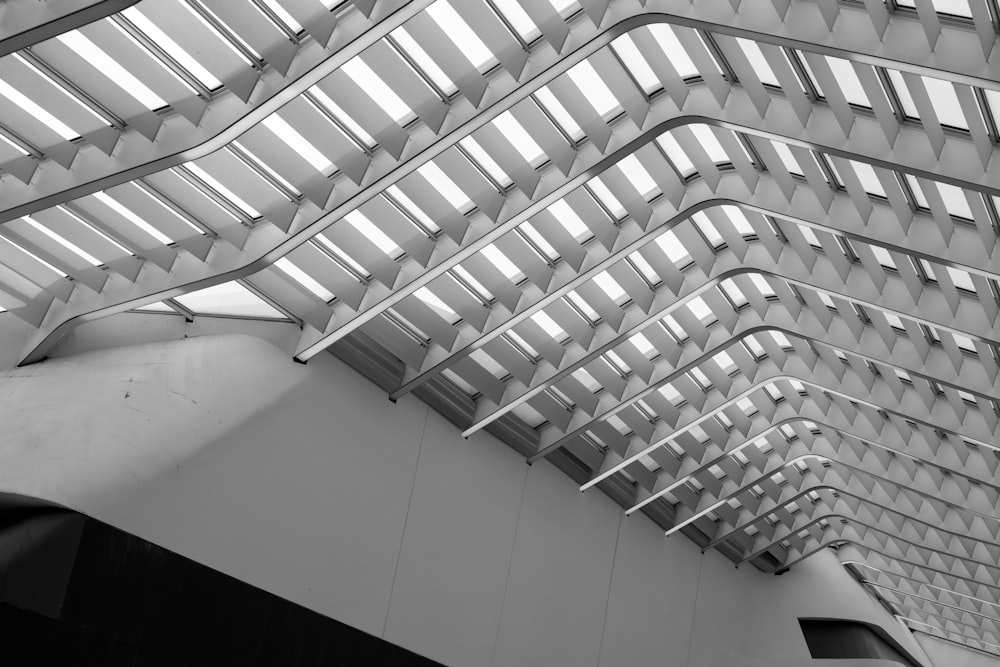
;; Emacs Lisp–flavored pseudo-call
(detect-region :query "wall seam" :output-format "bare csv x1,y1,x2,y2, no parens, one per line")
381,402,431,640
685,552,706,667
490,461,530,667
596,510,625,667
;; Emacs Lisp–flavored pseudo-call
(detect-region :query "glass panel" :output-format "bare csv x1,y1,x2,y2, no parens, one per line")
174,281,287,318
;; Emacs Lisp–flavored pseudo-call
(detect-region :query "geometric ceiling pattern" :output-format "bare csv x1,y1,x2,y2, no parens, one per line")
3,0,1000,656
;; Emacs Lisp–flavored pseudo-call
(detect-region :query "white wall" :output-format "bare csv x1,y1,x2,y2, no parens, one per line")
915,633,1000,667
0,333,932,666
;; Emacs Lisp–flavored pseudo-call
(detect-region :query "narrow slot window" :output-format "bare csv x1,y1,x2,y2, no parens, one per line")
534,87,584,141
274,257,335,301
611,34,658,94
493,111,545,164
344,210,403,258
184,163,262,218
692,211,724,248
258,0,304,33
121,7,223,89
722,205,755,235
690,125,727,163
825,57,870,106
548,199,592,242
518,222,560,262
566,59,620,118
657,133,694,176
312,236,369,277
22,215,102,266
426,1,495,71
886,70,919,119
418,162,473,212
460,136,512,188
481,244,523,281
533,311,567,340
656,230,693,266
771,141,803,176
617,154,659,199
567,290,600,322
735,37,778,86
308,87,376,148
490,0,540,42
647,25,697,77
93,192,173,244
0,79,78,140
587,177,628,219
593,270,628,304
386,186,441,234
629,252,659,285
452,266,493,302
261,114,333,173
391,27,457,96
922,76,967,129
415,287,460,323
57,30,167,109
342,58,413,124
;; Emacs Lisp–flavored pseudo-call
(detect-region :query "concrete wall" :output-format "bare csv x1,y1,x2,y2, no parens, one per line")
0,332,934,666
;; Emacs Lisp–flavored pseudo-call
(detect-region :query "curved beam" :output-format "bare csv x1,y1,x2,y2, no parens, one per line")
6,3,1000,221
576,372,996,488
389,189,1000,404
0,0,140,58
20,14,1000,364
460,282,1000,440
541,332,998,468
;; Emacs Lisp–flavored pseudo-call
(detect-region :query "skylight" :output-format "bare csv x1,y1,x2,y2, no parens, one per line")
493,112,545,163
532,310,567,339
308,87,376,148
57,30,167,109
647,25,697,77
342,58,413,124
386,186,441,234
426,1,495,71
519,222,560,261
22,216,102,266
0,79,78,141
460,137,512,187
617,154,659,198
313,236,369,276
184,163,262,218
174,281,287,318
922,76,967,128
261,114,333,174
391,27,457,96
587,177,627,219
417,162,473,212
491,0,541,42
547,199,591,242
274,257,335,301
481,244,523,281
567,60,620,118
534,87,584,141
690,125,727,163
344,210,403,257
611,34,659,94
121,7,223,89
593,270,627,303
258,0,304,33
657,133,695,175
93,192,174,244
735,38,778,86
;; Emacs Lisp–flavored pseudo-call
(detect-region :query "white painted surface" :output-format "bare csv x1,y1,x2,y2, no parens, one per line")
0,334,932,666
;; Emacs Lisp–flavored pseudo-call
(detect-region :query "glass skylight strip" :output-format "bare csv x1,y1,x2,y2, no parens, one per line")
490,0,541,43
390,27,457,97
459,137,513,188
181,0,261,63
385,186,441,235
0,78,78,141
256,0,304,34
566,60,620,118
261,113,334,174
493,112,545,163
57,30,168,110
342,57,413,124
11,53,111,129
184,163,262,218
534,87,584,141
307,87,376,148
22,216,102,266
274,257,335,301
93,192,174,244
120,7,224,90
427,1,496,71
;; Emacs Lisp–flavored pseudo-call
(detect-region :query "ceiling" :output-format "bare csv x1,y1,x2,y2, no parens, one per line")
1,0,1000,657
